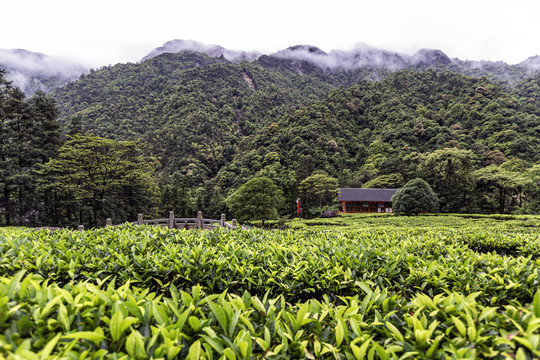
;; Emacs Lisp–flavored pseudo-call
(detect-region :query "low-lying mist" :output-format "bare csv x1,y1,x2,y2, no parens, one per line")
0,49,87,95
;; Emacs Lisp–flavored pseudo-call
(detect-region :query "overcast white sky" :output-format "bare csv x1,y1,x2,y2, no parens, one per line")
1,0,539,67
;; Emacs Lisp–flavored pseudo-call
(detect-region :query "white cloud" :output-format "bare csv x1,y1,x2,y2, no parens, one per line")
1,0,538,67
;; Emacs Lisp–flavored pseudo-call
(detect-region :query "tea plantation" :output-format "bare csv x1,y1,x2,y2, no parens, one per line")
0,215,539,359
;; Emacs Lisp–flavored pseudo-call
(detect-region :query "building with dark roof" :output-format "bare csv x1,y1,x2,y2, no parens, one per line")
338,188,400,213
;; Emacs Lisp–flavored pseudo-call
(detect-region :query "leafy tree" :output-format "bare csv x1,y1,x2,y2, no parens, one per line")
39,134,160,227
226,177,284,226
419,148,475,212
256,162,297,215
160,172,194,217
392,178,439,215
193,180,227,219
519,164,540,214
484,150,508,166
298,173,338,214
473,166,532,214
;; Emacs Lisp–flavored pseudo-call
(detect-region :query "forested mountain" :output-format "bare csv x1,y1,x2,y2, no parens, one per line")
4,40,537,97
236,70,540,171
53,52,339,179
48,47,539,219
1,42,540,226
227,70,539,209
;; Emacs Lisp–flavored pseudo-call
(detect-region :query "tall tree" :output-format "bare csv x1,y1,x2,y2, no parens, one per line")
419,148,475,213
298,173,338,215
28,91,61,163
473,166,532,214
160,172,194,217
1,85,30,225
0,71,61,226
0,70,14,225
39,134,160,227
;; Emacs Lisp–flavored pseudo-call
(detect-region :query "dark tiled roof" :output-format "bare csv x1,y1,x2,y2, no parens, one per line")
338,188,400,202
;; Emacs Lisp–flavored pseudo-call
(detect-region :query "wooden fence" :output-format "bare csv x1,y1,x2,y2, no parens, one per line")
76,211,238,231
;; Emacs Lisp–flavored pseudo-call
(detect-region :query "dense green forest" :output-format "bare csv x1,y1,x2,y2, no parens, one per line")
1,51,539,227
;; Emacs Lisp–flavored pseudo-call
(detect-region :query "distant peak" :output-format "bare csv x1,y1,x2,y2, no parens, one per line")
351,42,378,51
282,45,328,56
11,48,46,58
142,39,260,62
411,49,452,66
0,48,85,73
268,45,333,71
520,55,540,71
141,39,532,72
328,44,409,70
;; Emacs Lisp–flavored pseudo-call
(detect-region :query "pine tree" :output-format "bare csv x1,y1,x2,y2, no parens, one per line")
0,72,61,225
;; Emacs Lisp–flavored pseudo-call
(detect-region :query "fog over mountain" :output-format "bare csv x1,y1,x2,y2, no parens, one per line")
143,40,540,75
520,55,540,72
410,49,452,67
0,49,86,96
1,40,539,96
141,39,261,63
329,44,410,70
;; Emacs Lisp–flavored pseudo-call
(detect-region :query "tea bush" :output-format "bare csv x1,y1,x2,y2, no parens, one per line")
0,215,539,358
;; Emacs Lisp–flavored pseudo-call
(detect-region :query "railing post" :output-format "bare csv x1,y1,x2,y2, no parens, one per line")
138,213,143,225
220,213,225,228
78,225,84,232
169,211,174,229
197,211,203,229
106,218,112,226
232,219,237,230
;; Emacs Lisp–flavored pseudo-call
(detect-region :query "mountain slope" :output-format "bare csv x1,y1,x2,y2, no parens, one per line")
52,51,338,183
52,51,539,186
223,70,539,182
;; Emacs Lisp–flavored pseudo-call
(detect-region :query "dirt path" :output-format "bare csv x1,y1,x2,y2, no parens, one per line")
242,71,256,91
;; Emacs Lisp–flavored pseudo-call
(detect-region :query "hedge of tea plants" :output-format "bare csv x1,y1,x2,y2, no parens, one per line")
0,215,539,359
1,224,538,305
1,272,539,359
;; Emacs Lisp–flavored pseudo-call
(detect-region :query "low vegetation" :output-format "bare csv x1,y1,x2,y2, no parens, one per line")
1,215,539,358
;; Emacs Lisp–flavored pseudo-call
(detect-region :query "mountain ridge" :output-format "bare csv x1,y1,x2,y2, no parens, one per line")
2,40,539,96
142,40,540,73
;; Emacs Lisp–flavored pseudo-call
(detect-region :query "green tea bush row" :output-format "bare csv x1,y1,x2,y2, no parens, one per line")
0,226,538,305
286,214,540,231
1,272,539,359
